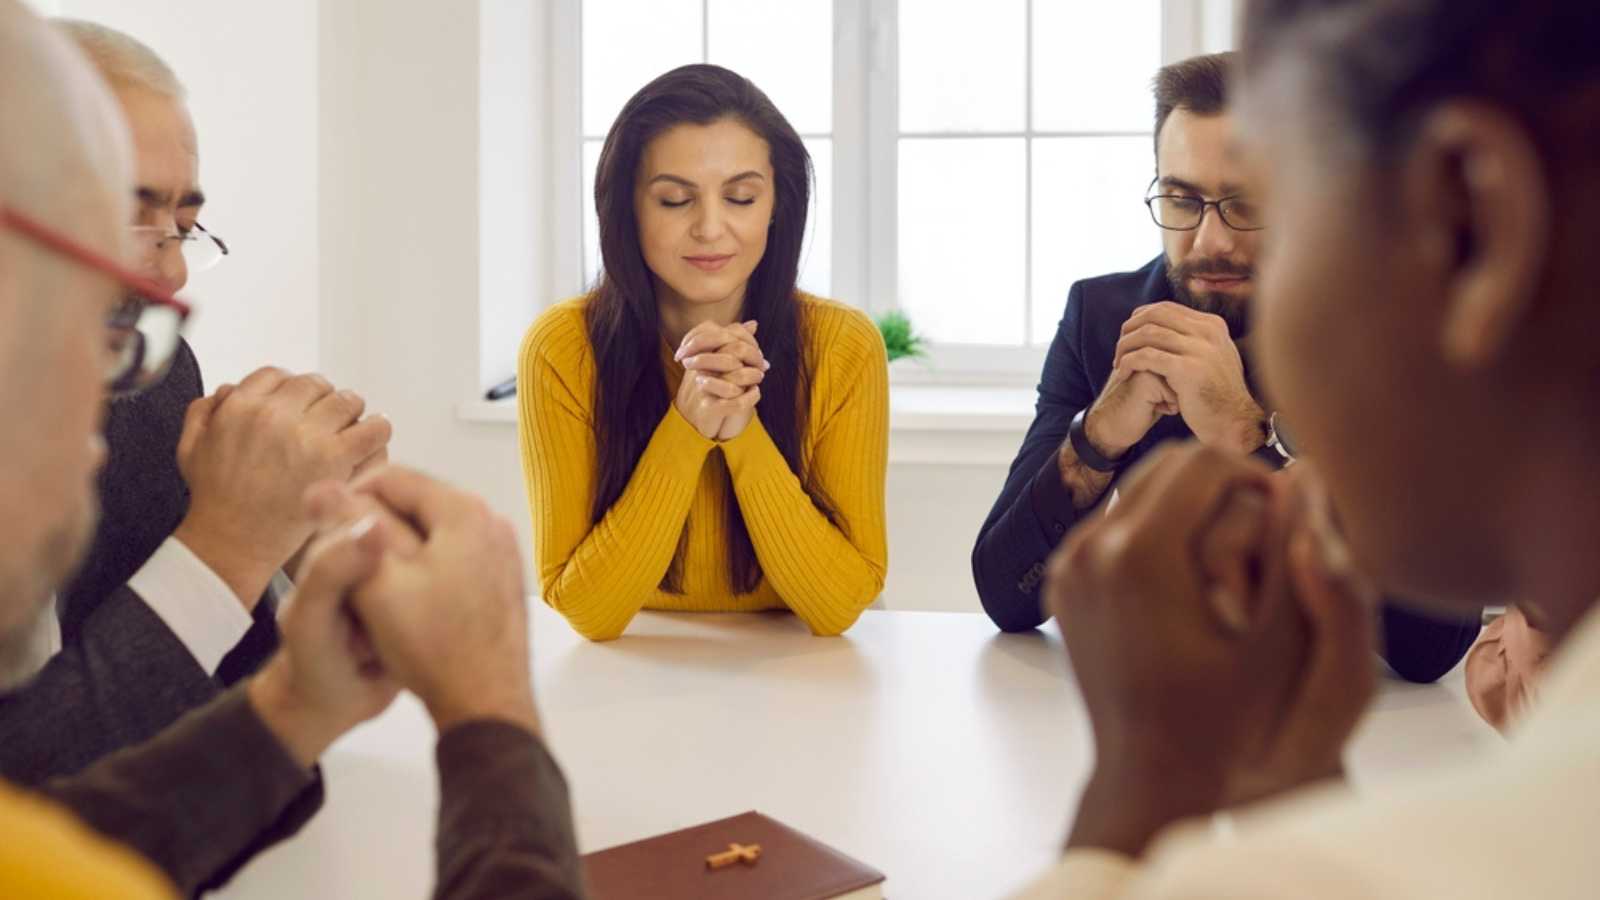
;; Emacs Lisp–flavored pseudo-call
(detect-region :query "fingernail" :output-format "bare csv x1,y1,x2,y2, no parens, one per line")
761,360,771,370
1209,585,1251,634
348,514,379,542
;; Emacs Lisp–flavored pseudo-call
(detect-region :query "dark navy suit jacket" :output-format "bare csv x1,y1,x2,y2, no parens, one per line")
971,256,1482,683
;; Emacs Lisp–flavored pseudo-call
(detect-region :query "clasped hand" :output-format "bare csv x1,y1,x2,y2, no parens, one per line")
1049,444,1379,856
1089,302,1265,455
672,320,769,440
249,465,539,769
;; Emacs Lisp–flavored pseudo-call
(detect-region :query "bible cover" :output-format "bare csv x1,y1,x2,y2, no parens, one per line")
582,810,886,899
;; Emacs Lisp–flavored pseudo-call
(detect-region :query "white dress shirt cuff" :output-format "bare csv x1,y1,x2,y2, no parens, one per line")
128,536,255,676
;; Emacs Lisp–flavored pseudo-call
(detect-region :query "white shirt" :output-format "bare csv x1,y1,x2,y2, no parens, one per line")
2,537,255,690
127,537,256,674
1011,603,1600,900
0,597,62,692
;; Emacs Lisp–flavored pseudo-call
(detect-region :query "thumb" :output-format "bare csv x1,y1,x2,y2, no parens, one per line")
287,516,385,630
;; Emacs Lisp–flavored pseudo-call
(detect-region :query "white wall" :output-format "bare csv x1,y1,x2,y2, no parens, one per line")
31,0,1235,617
315,0,535,567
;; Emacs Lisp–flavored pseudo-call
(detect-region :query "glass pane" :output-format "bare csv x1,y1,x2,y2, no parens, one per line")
1031,137,1160,344
582,139,602,288
900,0,1025,133
799,137,832,297
708,0,831,134
1033,2,1162,133
582,0,702,137
899,138,1027,346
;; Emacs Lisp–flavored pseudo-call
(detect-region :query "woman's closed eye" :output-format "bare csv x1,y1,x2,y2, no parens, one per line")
659,195,756,208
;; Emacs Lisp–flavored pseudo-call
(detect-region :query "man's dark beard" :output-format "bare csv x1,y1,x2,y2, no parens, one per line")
1167,256,1253,337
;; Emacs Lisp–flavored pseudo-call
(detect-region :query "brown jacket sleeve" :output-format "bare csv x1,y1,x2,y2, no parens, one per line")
36,686,322,898
435,720,587,900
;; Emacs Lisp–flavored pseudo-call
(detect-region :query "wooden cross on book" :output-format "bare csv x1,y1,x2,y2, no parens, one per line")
705,842,762,870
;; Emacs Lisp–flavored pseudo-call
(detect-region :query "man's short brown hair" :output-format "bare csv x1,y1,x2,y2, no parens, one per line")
1153,51,1237,151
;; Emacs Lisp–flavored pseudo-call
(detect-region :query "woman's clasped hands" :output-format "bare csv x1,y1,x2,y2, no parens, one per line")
672,319,770,440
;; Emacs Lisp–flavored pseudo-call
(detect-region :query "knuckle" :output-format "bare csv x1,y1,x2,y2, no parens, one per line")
466,496,496,529
370,415,394,443
227,393,266,426
339,388,367,413
264,401,300,432
494,517,519,548
300,373,335,394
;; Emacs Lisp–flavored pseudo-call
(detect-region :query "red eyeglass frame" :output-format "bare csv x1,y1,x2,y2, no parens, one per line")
0,205,193,320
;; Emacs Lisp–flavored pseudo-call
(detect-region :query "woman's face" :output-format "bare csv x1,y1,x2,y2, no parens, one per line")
634,117,775,309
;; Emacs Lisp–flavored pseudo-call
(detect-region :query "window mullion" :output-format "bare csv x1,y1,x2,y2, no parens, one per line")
830,0,868,309
864,0,898,318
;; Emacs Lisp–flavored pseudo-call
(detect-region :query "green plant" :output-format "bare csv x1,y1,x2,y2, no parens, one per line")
876,309,927,363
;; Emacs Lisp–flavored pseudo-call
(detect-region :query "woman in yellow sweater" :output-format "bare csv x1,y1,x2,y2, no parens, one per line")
518,64,888,641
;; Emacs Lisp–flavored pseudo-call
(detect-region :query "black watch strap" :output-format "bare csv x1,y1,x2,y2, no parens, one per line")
1253,412,1295,470
1069,408,1124,473
1252,442,1289,471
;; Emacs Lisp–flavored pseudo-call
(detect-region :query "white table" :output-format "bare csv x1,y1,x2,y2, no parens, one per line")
220,604,1497,900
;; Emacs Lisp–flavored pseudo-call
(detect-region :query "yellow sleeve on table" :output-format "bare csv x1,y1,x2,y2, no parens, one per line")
517,305,715,641
720,304,890,635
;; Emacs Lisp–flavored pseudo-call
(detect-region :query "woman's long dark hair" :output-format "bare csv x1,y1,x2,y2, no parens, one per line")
585,63,833,595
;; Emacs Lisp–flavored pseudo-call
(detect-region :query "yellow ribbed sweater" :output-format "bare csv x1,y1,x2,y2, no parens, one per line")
517,294,889,641
0,782,175,898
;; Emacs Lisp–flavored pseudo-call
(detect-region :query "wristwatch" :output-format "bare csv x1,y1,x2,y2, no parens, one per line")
1254,411,1296,468
1069,408,1126,473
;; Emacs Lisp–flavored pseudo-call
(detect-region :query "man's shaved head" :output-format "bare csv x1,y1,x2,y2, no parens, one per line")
0,0,135,639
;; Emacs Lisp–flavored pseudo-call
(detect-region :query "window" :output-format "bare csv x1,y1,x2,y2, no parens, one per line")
578,0,834,295
513,0,1228,388
896,1,1160,349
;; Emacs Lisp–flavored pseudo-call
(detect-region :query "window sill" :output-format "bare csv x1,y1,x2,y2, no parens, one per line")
458,384,1035,466
459,384,1034,430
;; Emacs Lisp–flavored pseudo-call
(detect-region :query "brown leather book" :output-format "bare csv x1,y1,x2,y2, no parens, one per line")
582,811,886,899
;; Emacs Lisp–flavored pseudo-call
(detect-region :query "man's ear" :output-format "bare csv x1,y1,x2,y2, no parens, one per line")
1401,102,1551,369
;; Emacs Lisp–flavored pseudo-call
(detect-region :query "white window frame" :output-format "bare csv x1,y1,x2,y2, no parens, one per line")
519,0,1232,391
